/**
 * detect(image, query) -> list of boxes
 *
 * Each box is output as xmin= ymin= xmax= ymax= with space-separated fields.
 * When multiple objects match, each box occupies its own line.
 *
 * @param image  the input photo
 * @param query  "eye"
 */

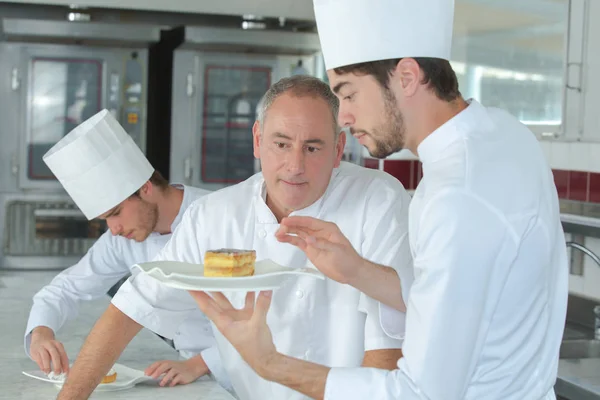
xmin=275 ymin=142 xmax=287 ymax=149
xmin=343 ymin=93 xmax=355 ymax=101
xmin=306 ymin=146 xmax=319 ymax=153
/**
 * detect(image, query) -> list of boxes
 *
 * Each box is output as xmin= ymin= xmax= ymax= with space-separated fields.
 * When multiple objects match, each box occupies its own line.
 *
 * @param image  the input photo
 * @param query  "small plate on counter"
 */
xmin=131 ymin=259 xmax=325 ymax=291
xmin=22 ymin=363 xmax=154 ymax=392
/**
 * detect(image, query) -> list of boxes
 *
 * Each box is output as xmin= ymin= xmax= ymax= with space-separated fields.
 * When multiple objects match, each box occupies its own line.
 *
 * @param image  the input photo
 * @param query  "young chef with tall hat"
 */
xmin=189 ymin=0 xmax=570 ymax=399
xmin=55 ymin=75 xmax=414 ymax=400
xmin=24 ymin=109 xmax=227 ymax=388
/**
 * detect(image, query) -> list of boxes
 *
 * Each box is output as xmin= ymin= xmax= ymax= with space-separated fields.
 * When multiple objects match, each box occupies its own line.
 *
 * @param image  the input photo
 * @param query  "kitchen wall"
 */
xmin=363 ymin=0 xmax=600 ymax=302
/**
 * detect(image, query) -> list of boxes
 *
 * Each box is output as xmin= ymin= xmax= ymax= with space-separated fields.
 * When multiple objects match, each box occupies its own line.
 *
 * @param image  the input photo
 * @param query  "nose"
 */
xmin=106 ymin=218 xmax=122 ymax=236
xmin=338 ymin=104 xmax=355 ymax=128
xmin=287 ymin=147 xmax=305 ymax=174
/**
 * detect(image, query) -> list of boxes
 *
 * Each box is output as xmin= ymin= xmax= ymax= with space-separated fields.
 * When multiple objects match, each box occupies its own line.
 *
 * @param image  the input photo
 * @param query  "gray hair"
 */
xmin=256 ymin=75 xmax=340 ymax=138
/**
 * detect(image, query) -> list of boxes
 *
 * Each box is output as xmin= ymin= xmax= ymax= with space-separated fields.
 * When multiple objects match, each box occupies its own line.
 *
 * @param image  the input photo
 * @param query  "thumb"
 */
xmin=253 ymin=291 xmax=273 ymax=324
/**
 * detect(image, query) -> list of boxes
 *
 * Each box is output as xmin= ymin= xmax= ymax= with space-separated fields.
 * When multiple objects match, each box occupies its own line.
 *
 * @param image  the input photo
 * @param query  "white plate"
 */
xmin=22 ymin=363 xmax=154 ymax=392
xmin=132 ymin=259 xmax=325 ymax=291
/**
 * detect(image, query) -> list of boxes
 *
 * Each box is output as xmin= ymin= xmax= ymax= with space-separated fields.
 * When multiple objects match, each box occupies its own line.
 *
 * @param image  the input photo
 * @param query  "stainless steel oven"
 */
xmin=169 ymin=26 xmax=324 ymax=191
xmin=0 ymin=18 xmax=161 ymax=269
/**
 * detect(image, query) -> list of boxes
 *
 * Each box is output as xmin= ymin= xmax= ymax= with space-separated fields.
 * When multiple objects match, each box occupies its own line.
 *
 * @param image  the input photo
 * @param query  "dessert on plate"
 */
xmin=203 ymin=249 xmax=256 ymax=277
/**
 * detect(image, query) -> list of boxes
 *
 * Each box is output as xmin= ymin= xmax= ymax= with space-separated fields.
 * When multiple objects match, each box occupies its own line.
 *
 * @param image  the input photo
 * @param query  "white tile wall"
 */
xmin=543 ymin=140 xmax=600 ymax=173
xmin=569 ymin=142 xmax=592 ymax=171
xmin=550 ymin=142 xmax=572 ymax=170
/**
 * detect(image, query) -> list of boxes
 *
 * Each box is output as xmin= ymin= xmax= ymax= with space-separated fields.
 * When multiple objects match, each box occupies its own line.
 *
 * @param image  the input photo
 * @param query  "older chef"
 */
xmin=190 ymin=0 xmax=570 ymax=399
xmin=24 ymin=109 xmax=223 ymax=388
xmin=55 ymin=75 xmax=414 ymax=400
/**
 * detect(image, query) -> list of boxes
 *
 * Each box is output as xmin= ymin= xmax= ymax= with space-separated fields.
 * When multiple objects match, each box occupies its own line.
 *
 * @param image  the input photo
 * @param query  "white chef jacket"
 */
xmin=24 ymin=185 xmax=217 ymax=362
xmin=111 ymin=161 xmax=414 ymax=400
xmin=324 ymin=100 xmax=569 ymax=400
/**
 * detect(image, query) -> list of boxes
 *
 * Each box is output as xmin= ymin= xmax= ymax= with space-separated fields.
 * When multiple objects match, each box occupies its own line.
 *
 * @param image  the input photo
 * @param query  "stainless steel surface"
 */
xmin=2 ymin=18 xmax=162 ymax=46
xmin=179 ymin=26 xmax=320 ymax=55
xmin=557 ymin=359 xmax=600 ymax=400
xmin=0 ymin=270 xmax=235 ymax=399
xmin=561 ymin=199 xmax=600 ymax=238
xmin=556 ymin=295 xmax=600 ymax=400
xmin=560 ymin=339 xmax=600 ymax=359
xmin=566 ymin=294 xmax=600 ymax=332
xmin=569 ymin=233 xmax=585 ymax=276
xmin=566 ymin=241 xmax=600 ymax=268
xmin=0 ymin=19 xmax=156 ymax=270
xmin=170 ymin=26 xmax=323 ymax=191
xmin=170 ymin=51 xmax=271 ymax=190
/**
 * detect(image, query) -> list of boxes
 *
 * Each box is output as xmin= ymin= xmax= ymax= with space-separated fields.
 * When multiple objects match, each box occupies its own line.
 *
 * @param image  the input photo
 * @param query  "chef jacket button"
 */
xmin=305 ymin=350 xmax=311 ymax=358
xmin=295 ymin=290 xmax=304 ymax=299
xmin=175 ymin=331 xmax=180 ymax=335
xmin=258 ymin=229 xmax=267 ymax=238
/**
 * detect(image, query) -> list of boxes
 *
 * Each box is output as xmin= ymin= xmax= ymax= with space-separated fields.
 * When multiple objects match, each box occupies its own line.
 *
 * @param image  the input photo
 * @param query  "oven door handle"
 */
xmin=33 ymin=209 xmax=86 ymax=218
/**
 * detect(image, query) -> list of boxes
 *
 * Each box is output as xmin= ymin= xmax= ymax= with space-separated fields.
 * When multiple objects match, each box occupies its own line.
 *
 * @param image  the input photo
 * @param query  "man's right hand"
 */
xmin=275 ymin=216 xmax=364 ymax=285
xmin=30 ymin=326 xmax=70 ymax=375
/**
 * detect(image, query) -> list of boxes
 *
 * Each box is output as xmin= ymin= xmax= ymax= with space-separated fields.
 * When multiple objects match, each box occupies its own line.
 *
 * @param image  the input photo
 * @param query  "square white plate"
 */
xmin=22 ymin=363 xmax=154 ymax=392
xmin=132 ymin=259 xmax=325 ymax=291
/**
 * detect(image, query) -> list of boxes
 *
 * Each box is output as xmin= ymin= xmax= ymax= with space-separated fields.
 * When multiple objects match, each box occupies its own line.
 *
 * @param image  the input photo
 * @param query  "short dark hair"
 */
xmin=334 ymin=57 xmax=461 ymax=102
xmin=130 ymin=170 xmax=169 ymax=198
xmin=148 ymin=170 xmax=169 ymax=190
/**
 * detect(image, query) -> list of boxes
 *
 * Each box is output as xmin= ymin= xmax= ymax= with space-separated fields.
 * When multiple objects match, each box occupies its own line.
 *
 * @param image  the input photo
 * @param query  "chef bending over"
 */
xmin=189 ymin=0 xmax=569 ymax=399
xmin=55 ymin=75 xmax=415 ymax=400
xmin=24 ymin=110 xmax=225 ymax=387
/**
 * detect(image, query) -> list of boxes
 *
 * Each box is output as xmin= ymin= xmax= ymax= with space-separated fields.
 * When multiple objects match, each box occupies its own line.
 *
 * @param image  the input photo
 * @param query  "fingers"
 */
xmin=57 ymin=342 xmax=70 ymax=374
xmin=244 ymin=291 xmax=256 ymax=311
xmin=31 ymin=350 xmax=48 ymax=374
xmin=189 ymin=291 xmax=222 ymax=320
xmin=210 ymin=292 xmax=234 ymax=310
xmin=280 ymin=216 xmax=337 ymax=235
xmin=38 ymin=348 xmax=51 ymax=374
xmin=46 ymin=344 xmax=63 ymax=375
xmin=169 ymin=374 xmax=183 ymax=387
xmin=150 ymin=361 xmax=173 ymax=380
xmin=188 ymin=291 xmax=234 ymax=332
xmin=144 ymin=361 xmax=159 ymax=376
xmin=253 ymin=291 xmax=273 ymax=325
xmin=275 ymin=233 xmax=308 ymax=251
xmin=160 ymin=368 xmax=178 ymax=387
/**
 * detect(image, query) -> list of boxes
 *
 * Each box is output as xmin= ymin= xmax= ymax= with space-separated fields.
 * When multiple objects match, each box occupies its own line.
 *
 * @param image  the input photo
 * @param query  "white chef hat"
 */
xmin=313 ymin=0 xmax=455 ymax=70
xmin=43 ymin=109 xmax=154 ymax=220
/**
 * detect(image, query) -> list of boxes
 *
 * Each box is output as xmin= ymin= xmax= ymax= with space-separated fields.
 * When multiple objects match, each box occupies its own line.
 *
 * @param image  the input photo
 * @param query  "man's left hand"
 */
xmin=188 ymin=291 xmax=278 ymax=377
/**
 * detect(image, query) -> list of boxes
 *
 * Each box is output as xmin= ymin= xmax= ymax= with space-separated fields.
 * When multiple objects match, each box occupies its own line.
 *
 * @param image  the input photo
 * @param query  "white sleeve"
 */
xmin=24 ymin=231 xmax=129 ymax=356
xmin=326 ymin=191 xmax=511 ymax=400
xmin=110 ymin=202 xmax=231 ymax=389
xmin=358 ymin=180 xmax=414 ymax=350
xmin=111 ymin=202 xmax=205 ymax=337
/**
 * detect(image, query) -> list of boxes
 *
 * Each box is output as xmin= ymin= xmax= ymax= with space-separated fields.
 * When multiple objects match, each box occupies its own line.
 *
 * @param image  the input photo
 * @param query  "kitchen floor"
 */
xmin=0 ymin=269 xmax=235 ymax=400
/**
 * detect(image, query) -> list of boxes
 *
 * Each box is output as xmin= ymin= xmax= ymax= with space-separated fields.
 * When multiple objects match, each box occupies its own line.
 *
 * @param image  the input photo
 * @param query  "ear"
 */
xmin=252 ymin=121 xmax=261 ymax=159
xmin=139 ymin=181 xmax=152 ymax=198
xmin=334 ymin=129 xmax=346 ymax=168
xmin=391 ymin=58 xmax=421 ymax=98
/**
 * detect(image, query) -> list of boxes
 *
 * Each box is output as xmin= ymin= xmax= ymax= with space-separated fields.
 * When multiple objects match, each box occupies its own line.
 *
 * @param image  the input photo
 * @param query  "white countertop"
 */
xmin=0 ymin=269 xmax=236 ymax=400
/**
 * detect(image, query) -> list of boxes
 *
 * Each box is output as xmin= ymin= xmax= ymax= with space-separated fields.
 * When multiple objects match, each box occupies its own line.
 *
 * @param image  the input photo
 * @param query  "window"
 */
xmin=452 ymin=0 xmax=569 ymax=133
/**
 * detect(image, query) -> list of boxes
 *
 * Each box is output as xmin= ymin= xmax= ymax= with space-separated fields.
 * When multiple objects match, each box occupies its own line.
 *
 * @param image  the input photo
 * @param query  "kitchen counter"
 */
xmin=561 ymin=199 xmax=600 ymax=238
xmin=557 ymin=359 xmax=600 ymax=400
xmin=4 ymin=270 xmax=600 ymax=400
xmin=0 ymin=270 xmax=235 ymax=400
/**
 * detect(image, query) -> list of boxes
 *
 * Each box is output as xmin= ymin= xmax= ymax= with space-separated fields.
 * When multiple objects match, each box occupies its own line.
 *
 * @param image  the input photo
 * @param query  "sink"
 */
xmin=560 ymin=339 xmax=600 ymax=359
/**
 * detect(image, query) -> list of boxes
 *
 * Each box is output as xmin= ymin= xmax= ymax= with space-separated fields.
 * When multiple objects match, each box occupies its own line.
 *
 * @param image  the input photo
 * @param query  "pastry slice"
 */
xmin=101 ymin=367 xmax=117 ymax=384
xmin=204 ymin=249 xmax=256 ymax=277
